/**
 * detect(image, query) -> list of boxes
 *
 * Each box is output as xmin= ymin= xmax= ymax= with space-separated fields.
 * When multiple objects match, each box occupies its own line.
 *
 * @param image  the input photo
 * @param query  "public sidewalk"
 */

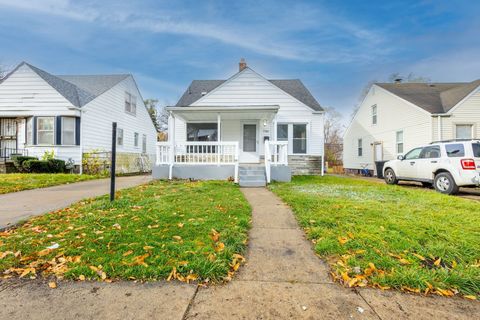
xmin=0 ymin=187 xmax=478 ymax=319
xmin=0 ymin=175 xmax=152 ymax=229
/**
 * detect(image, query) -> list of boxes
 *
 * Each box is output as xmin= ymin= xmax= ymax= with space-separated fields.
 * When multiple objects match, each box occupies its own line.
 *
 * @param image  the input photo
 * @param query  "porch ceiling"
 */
xmin=166 ymin=105 xmax=279 ymax=121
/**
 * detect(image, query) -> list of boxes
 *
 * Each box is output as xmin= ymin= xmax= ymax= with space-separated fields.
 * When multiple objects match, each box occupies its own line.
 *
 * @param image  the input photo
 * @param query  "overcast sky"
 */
xmin=1 ymin=0 xmax=479 ymax=124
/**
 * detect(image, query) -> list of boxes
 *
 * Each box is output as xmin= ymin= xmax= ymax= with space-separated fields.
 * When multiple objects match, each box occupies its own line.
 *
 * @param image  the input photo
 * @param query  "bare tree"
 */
xmin=323 ymin=107 xmax=344 ymax=165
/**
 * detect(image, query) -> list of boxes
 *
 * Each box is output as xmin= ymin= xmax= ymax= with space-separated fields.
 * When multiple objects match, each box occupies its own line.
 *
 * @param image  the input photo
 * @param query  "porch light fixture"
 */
xmin=263 ymin=119 xmax=267 ymax=127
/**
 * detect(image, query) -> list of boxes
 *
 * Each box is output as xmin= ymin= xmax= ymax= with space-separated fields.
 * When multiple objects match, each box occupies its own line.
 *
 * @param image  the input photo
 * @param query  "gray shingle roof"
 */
xmin=19 ymin=62 xmax=129 ymax=107
xmin=175 ymin=74 xmax=323 ymax=111
xmin=376 ymin=80 xmax=480 ymax=114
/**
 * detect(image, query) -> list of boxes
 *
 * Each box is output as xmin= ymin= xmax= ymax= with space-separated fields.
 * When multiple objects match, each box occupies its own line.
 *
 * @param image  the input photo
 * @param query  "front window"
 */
xmin=396 ymin=131 xmax=404 ymax=154
xmin=358 ymin=138 xmax=363 ymax=157
xmin=372 ymin=105 xmax=377 ymax=125
xmin=117 ymin=128 xmax=124 ymax=146
xmin=445 ymin=144 xmax=465 ymax=157
xmin=455 ymin=124 xmax=472 ymax=139
xmin=277 ymin=124 xmax=288 ymax=141
xmin=292 ymin=124 xmax=307 ymax=154
xmin=187 ymin=123 xmax=218 ymax=141
xmin=404 ymin=147 xmax=422 ymax=160
xmin=420 ymin=146 xmax=441 ymax=159
xmin=472 ymin=143 xmax=480 ymax=157
xmin=26 ymin=117 xmax=33 ymax=145
xmin=62 ymin=117 xmax=75 ymax=145
xmin=142 ymin=134 xmax=147 ymax=153
xmin=37 ymin=117 xmax=54 ymax=145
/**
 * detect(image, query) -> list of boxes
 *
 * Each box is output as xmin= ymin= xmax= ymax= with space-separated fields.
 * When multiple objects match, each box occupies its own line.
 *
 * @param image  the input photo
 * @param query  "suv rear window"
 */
xmin=472 ymin=143 xmax=480 ymax=157
xmin=445 ymin=144 xmax=465 ymax=157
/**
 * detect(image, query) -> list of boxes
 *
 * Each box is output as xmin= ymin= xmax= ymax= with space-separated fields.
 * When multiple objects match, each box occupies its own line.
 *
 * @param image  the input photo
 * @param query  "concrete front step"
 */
xmin=240 ymin=175 xmax=266 ymax=181
xmin=239 ymin=170 xmax=265 ymax=176
xmin=239 ymin=180 xmax=266 ymax=187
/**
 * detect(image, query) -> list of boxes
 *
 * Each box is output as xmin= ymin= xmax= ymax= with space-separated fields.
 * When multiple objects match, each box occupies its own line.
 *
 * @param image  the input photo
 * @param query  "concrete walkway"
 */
xmin=0 ymin=175 xmax=152 ymax=229
xmin=0 ymin=187 xmax=478 ymax=319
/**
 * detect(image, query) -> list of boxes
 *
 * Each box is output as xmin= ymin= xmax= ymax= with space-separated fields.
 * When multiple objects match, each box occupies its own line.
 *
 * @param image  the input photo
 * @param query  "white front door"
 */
xmin=240 ymin=122 xmax=259 ymax=163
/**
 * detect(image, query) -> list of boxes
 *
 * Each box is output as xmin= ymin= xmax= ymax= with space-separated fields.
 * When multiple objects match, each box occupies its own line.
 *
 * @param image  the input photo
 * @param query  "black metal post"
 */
xmin=110 ymin=122 xmax=117 ymax=202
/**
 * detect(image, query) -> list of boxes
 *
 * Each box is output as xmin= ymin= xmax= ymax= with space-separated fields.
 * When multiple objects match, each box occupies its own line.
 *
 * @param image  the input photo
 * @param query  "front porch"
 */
xmin=153 ymin=106 xmax=291 ymax=185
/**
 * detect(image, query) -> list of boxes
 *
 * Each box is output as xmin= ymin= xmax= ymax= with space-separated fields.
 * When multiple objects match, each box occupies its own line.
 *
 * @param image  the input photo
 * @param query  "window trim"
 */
xmin=371 ymin=105 xmax=377 ymax=125
xmin=36 ymin=116 xmax=55 ymax=146
xmin=61 ymin=117 xmax=76 ymax=146
xmin=396 ymin=130 xmax=404 ymax=154
xmin=134 ymin=132 xmax=139 ymax=148
xmin=454 ymin=123 xmax=474 ymax=140
xmin=357 ymin=138 xmax=363 ymax=157
xmin=276 ymin=122 xmax=309 ymax=155
xmin=117 ymin=128 xmax=124 ymax=146
xmin=186 ymin=122 xmax=218 ymax=142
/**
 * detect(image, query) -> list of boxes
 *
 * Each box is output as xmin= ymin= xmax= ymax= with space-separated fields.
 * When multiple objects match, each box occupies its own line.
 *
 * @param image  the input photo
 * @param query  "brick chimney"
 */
xmin=239 ymin=58 xmax=247 ymax=72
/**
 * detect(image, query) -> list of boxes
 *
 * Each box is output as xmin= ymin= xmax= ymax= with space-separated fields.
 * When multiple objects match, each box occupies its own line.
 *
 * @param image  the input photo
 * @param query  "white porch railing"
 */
xmin=156 ymin=141 xmax=239 ymax=182
xmin=264 ymin=140 xmax=288 ymax=183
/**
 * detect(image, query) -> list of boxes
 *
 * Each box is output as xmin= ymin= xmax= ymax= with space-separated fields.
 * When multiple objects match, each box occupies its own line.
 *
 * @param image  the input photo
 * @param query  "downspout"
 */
xmin=321 ymin=112 xmax=325 ymax=176
xmin=79 ymin=110 xmax=84 ymax=174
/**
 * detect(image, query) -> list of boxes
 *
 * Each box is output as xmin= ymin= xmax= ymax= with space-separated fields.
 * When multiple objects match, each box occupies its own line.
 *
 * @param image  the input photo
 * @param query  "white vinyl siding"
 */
xmin=62 ymin=117 xmax=75 ymax=145
xmin=188 ymin=68 xmax=323 ymax=156
xmin=37 ymin=117 xmax=55 ymax=145
xmin=81 ymin=76 xmax=157 ymax=156
xmin=396 ymin=130 xmax=404 ymax=154
xmin=343 ymin=85 xmax=432 ymax=170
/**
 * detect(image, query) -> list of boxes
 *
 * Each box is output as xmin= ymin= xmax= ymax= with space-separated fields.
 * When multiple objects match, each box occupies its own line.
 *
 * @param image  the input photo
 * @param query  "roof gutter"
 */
xmin=165 ymin=105 xmax=280 ymax=112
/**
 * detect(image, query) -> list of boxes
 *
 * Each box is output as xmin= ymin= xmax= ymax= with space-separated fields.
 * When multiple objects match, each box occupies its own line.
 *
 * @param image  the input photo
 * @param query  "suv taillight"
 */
xmin=461 ymin=159 xmax=476 ymax=170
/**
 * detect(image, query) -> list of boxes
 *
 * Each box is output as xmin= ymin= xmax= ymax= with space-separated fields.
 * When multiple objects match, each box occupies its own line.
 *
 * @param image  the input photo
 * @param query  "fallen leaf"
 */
xmin=172 ymin=236 xmax=182 ymax=241
xmin=79 ymin=275 xmax=86 ymax=281
xmin=177 ymin=223 xmax=184 ymax=228
xmin=48 ymin=282 xmax=57 ymax=289
xmin=215 ymin=242 xmax=225 ymax=252
xmin=338 ymin=236 xmax=349 ymax=245
xmin=464 ymin=295 xmax=477 ymax=300
xmin=210 ymin=229 xmax=220 ymax=242
xmin=434 ymin=258 xmax=442 ymax=266
xmin=122 ymin=250 xmax=133 ymax=257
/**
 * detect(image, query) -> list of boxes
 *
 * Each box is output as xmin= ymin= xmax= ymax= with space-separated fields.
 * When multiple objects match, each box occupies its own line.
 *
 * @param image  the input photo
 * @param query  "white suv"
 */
xmin=383 ymin=140 xmax=480 ymax=195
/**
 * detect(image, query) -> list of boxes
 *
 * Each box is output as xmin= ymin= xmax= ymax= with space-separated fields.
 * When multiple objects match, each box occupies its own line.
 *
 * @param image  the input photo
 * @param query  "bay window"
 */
xmin=37 ymin=117 xmax=54 ymax=145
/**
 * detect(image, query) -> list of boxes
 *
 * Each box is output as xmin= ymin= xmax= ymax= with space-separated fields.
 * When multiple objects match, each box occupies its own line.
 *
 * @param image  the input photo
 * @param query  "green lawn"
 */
xmin=0 ymin=180 xmax=250 ymax=283
xmin=0 ymin=173 xmax=100 ymax=194
xmin=269 ymin=175 xmax=479 ymax=299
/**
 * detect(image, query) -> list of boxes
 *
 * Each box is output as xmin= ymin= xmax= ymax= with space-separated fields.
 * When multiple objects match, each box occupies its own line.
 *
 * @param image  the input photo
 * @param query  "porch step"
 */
xmin=239 ymin=165 xmax=266 ymax=188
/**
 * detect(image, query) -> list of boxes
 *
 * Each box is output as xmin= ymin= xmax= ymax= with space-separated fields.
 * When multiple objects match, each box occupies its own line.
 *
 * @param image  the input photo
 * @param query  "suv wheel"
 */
xmin=384 ymin=168 xmax=398 ymax=185
xmin=434 ymin=172 xmax=459 ymax=195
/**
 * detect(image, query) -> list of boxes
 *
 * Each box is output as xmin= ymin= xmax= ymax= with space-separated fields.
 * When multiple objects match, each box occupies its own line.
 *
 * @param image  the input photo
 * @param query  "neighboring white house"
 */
xmin=0 ymin=62 xmax=157 ymax=173
xmin=153 ymin=59 xmax=325 ymax=186
xmin=343 ymin=79 xmax=480 ymax=174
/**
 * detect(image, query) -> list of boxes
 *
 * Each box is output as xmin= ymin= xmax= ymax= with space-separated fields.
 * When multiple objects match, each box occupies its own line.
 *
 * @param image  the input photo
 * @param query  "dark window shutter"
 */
xmin=75 ymin=117 xmax=81 ymax=146
xmin=33 ymin=116 xmax=37 ymax=145
xmin=56 ymin=116 xmax=62 ymax=145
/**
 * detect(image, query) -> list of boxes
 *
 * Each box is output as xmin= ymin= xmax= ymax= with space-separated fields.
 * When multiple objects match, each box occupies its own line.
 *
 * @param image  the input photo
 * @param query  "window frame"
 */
xmin=61 ymin=117 xmax=76 ymax=146
xmin=36 ymin=117 xmax=55 ymax=145
xmin=125 ymin=92 xmax=137 ymax=116
xmin=26 ymin=117 xmax=33 ymax=145
xmin=186 ymin=122 xmax=218 ymax=142
xmin=396 ymin=130 xmax=404 ymax=154
xmin=357 ymin=138 xmax=363 ymax=157
xmin=276 ymin=122 xmax=308 ymax=155
xmin=134 ymin=132 xmax=139 ymax=148
xmin=117 ymin=128 xmax=124 ymax=146
xmin=371 ymin=105 xmax=377 ymax=125
xmin=142 ymin=134 xmax=147 ymax=154
xmin=455 ymin=124 xmax=473 ymax=140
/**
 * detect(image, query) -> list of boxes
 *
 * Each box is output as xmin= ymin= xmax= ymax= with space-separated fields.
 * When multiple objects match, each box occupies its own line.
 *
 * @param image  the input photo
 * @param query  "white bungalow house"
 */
xmin=343 ymin=79 xmax=480 ymax=175
xmin=0 ymin=62 xmax=157 ymax=173
xmin=153 ymin=59 xmax=325 ymax=186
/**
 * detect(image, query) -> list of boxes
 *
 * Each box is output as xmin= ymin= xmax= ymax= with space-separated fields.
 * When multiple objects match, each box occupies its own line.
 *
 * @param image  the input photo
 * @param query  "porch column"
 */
xmin=217 ymin=113 xmax=221 ymax=141
xmin=272 ymin=115 xmax=277 ymax=141
xmin=168 ymin=112 xmax=175 ymax=179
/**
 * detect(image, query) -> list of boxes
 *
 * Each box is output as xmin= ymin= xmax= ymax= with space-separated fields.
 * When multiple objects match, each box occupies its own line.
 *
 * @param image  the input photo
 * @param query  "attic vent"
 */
xmin=201 ymin=91 xmax=207 ymax=96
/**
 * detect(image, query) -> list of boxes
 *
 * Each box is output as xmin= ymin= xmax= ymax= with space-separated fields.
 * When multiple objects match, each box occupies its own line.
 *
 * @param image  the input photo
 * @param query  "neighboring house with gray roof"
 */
xmin=154 ymin=59 xmax=325 ymax=186
xmin=0 ymin=62 xmax=157 ymax=173
xmin=343 ymin=80 xmax=480 ymax=174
